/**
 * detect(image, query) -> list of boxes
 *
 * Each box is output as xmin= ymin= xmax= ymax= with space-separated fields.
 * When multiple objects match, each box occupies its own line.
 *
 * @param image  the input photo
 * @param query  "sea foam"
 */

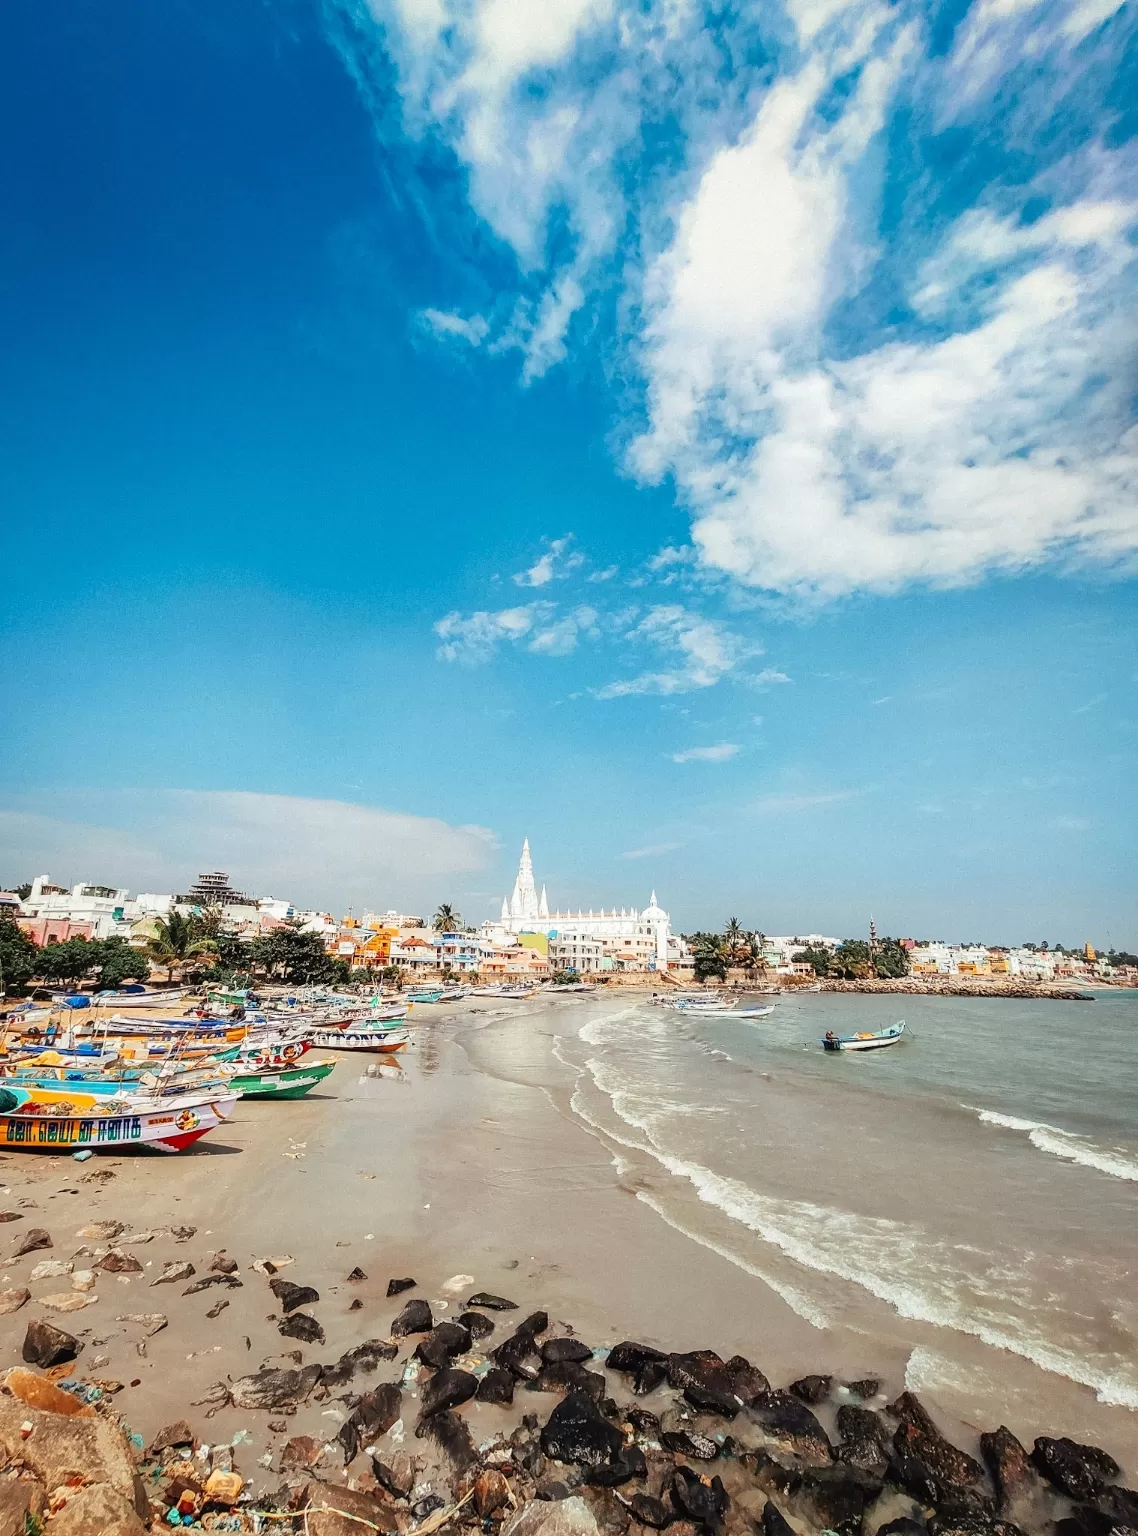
xmin=972 ymin=1108 xmax=1138 ymax=1182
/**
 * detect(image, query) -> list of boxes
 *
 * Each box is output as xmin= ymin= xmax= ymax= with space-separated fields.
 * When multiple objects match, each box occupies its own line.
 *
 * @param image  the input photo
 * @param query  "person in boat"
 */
xmin=825 ymin=1030 xmax=837 ymax=1042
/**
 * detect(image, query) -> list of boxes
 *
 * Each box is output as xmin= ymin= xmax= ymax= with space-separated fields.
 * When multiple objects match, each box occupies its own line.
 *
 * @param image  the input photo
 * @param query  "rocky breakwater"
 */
xmin=4 ymin=1276 xmax=1136 ymax=1536
xmin=818 ymin=980 xmax=1095 ymax=1002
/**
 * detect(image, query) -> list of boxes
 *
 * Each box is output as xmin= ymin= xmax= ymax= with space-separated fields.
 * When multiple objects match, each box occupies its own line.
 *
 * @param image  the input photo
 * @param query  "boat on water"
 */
xmin=822 ymin=1021 xmax=906 ymax=1052
xmin=674 ymin=1004 xmax=775 ymax=1018
xmin=0 ymin=1081 xmax=238 ymax=1153
xmin=306 ymin=1025 xmax=411 ymax=1053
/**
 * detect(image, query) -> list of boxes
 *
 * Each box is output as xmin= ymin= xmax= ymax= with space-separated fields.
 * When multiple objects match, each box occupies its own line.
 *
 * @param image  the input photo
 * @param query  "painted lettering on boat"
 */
xmin=1 ymin=1115 xmax=144 ymax=1146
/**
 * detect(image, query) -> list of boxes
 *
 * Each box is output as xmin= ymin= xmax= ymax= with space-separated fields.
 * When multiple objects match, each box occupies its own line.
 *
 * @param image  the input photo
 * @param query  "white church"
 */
xmin=482 ymin=839 xmax=674 ymax=971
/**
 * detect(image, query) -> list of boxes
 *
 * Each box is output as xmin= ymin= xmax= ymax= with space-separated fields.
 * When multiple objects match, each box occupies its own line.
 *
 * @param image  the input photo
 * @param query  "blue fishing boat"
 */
xmin=822 ymin=1021 xmax=906 ymax=1052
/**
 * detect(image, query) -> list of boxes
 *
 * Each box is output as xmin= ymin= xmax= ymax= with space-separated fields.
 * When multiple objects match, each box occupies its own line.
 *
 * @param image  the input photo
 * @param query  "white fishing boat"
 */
xmin=306 ymin=1025 xmax=411 ymax=1053
xmin=667 ymin=1002 xmax=775 ymax=1018
xmin=822 ymin=1021 xmax=906 ymax=1052
xmin=93 ymin=988 xmax=184 ymax=1009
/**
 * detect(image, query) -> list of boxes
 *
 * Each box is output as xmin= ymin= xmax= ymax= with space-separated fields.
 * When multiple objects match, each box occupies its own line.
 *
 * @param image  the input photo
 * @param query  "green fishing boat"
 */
xmin=229 ymin=1060 xmax=336 ymax=1099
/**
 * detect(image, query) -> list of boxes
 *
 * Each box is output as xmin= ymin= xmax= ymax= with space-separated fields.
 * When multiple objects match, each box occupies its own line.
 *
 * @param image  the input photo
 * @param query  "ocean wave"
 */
xmin=971 ymin=1107 xmax=1138 ymax=1182
xmin=579 ymin=1055 xmax=1138 ymax=1409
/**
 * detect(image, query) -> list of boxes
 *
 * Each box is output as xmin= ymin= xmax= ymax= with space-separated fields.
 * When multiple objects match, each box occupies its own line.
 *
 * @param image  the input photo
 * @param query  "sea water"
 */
xmin=554 ymin=989 xmax=1138 ymax=1414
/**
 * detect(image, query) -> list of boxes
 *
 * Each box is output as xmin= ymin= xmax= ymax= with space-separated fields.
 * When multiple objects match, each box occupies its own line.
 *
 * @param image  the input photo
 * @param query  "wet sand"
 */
xmin=0 ymin=995 xmax=1133 ymax=1481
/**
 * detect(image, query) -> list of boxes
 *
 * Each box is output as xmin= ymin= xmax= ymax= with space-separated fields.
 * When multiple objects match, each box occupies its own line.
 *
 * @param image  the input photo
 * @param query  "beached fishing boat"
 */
xmin=822 ymin=1021 xmax=906 ymax=1052
xmin=306 ymin=1026 xmax=411 ymax=1053
xmin=92 ymin=988 xmax=184 ymax=1009
xmin=0 ymin=1082 xmax=238 ymax=1153
xmin=228 ymin=1060 xmax=336 ymax=1098
xmin=405 ymin=988 xmax=443 ymax=1003
xmin=667 ymin=997 xmax=737 ymax=1012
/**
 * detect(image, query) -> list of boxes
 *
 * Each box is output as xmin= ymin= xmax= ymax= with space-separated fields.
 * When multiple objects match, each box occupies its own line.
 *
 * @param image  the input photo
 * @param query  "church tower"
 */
xmin=508 ymin=838 xmax=540 ymax=923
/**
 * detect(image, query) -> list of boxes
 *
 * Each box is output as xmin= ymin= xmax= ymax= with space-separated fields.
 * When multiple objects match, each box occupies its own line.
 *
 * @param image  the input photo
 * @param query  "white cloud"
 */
xmin=435 ymin=602 xmax=555 ymax=662
xmin=0 ymin=792 xmax=496 ymax=913
xmin=513 ymin=536 xmax=585 ymax=587
xmin=752 ymin=789 xmax=860 ymax=812
xmin=434 ymin=599 xmax=598 ymax=661
xmin=622 ymin=840 xmax=685 ymax=859
xmin=671 ymin=742 xmax=740 ymax=762
xmin=748 ymin=668 xmax=792 ymax=688
xmin=596 ymin=604 xmax=756 ymax=696
xmin=419 ymin=307 xmax=490 ymax=346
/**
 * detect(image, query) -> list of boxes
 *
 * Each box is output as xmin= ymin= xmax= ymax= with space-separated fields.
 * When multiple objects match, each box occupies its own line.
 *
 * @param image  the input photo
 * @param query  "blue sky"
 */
xmin=1 ymin=0 xmax=1135 ymax=943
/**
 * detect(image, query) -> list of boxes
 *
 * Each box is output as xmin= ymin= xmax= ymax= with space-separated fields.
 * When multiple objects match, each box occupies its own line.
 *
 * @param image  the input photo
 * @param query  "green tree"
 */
xmin=37 ymin=936 xmax=99 ymax=987
xmin=433 ymin=903 xmax=462 ymax=933
xmin=13 ymin=884 xmax=32 ymax=901
xmin=0 ymin=918 xmax=38 ymax=994
xmin=250 ymin=922 xmax=342 ymax=984
xmin=793 ymin=945 xmax=832 ymax=977
xmin=145 ymin=911 xmax=216 ymax=982
xmin=690 ymin=932 xmax=728 ymax=983
xmin=830 ymin=940 xmax=874 ymax=979
xmin=95 ymin=939 xmax=151 ymax=991
xmin=873 ymin=937 xmax=911 ymax=978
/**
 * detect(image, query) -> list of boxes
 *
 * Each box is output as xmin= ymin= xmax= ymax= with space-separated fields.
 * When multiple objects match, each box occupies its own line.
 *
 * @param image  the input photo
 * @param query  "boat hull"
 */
xmin=306 ymin=1027 xmax=410 ymax=1053
xmin=0 ymin=1092 xmax=238 ymax=1154
xmin=822 ymin=1023 xmax=906 ymax=1051
xmin=230 ymin=1062 xmax=336 ymax=1098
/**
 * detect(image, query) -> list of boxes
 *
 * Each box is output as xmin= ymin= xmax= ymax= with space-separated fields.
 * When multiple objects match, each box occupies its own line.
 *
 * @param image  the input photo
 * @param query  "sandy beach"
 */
xmin=0 ymin=993 xmax=1134 ymax=1489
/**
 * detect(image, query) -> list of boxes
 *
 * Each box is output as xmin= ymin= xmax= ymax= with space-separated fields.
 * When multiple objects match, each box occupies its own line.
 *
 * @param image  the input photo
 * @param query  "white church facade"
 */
xmin=483 ymin=839 xmax=675 ymax=971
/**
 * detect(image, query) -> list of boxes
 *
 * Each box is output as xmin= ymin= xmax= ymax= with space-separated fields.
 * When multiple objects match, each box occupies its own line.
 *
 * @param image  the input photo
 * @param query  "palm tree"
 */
xmin=144 ymin=911 xmax=216 ymax=984
xmin=433 ymin=903 xmax=462 ymax=933
xmin=723 ymin=917 xmax=752 ymax=970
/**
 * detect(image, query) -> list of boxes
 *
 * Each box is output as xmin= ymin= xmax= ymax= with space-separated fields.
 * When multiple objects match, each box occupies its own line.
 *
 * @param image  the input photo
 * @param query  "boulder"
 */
xmin=419 ymin=1409 xmax=478 ymax=1472
xmin=338 ymin=1382 xmax=403 ymax=1461
xmin=476 ymin=1469 xmax=514 ymax=1517
xmin=505 ymin=1497 xmax=602 ymax=1536
xmin=725 ymin=1357 xmax=770 ymax=1403
xmin=75 ymin=1221 xmax=123 ymax=1240
xmin=530 ymin=1363 xmax=607 ymax=1401
xmin=372 ymin=1451 xmax=415 ymax=1499
xmin=29 ymin=1259 xmax=72 ymax=1281
xmin=39 ymin=1292 xmax=94 ymax=1314
xmin=670 ymin=1466 xmax=728 ymax=1528
xmin=346 ymin=1265 xmax=367 ymax=1282
xmin=787 ymin=1470 xmax=870 ymax=1535
xmin=229 ymin=1365 xmax=322 ymax=1409
xmin=13 ymin=1227 xmax=52 ymax=1258
xmin=836 ymin=1405 xmax=891 ymax=1477
xmin=97 ymin=1250 xmax=143 ymax=1275
xmin=386 ymin=1277 xmax=416 ymax=1296
xmin=545 ymin=1338 xmax=595 ymax=1364
xmin=581 ymin=1485 xmax=632 ymax=1536
xmin=846 ymin=1379 xmax=881 ymax=1400
xmin=789 ymin=1376 xmax=832 ymax=1405
xmin=270 ymin=1278 xmax=320 ymax=1313
xmin=522 ymin=1311 xmax=551 ymax=1335
xmin=605 ymin=1342 xmax=667 ymax=1378
xmin=150 ymin=1261 xmax=195 ymax=1286
xmin=391 ymin=1297 xmax=434 ymax=1336
xmin=541 ymin=1390 xmax=625 ymax=1469
xmin=585 ymin=1447 xmax=648 ymax=1488
xmin=667 ymin=1352 xmax=734 ymax=1398
xmin=303 ymin=1481 xmax=400 ymax=1536
xmin=459 ymin=1309 xmax=495 ymax=1340
xmin=208 ymin=1251 xmax=238 ymax=1274
xmin=761 ymin=1503 xmax=796 ymax=1536
xmin=749 ymin=1391 xmax=833 ymax=1467
xmin=635 ymin=1360 xmax=669 ymax=1396
xmin=0 ymin=1476 xmax=47 ymax=1536
xmin=415 ymin=1321 xmax=473 ymax=1368
xmin=4 ymin=1369 xmax=92 ymax=1418
xmin=0 ymin=1391 xmax=147 ymax=1520
xmin=624 ymin=1407 xmax=661 ymax=1440
xmin=280 ymin=1435 xmax=324 ymax=1470
xmin=469 ymin=1291 xmax=520 ymax=1311
xmin=0 ymin=1287 xmax=30 ymax=1315
xmin=22 ymin=1318 xmax=80 ymax=1367
xmin=890 ymin=1396 xmax=983 ymax=1496
xmin=661 ymin=1431 xmax=720 ymax=1462
xmin=629 ymin=1493 xmax=674 ymax=1528
xmin=980 ymin=1427 xmax=1048 ymax=1527
xmin=683 ymin=1384 xmax=739 ymax=1419
xmin=279 ymin=1311 xmax=325 ymax=1345
xmin=497 ymin=1328 xmax=545 ymax=1380
xmin=47 ymin=1482 xmax=147 ymax=1536
xmin=419 ymin=1367 xmax=478 ymax=1417
xmin=150 ymin=1421 xmax=196 ymax=1454
xmin=478 ymin=1367 xmax=517 ymax=1406
xmin=1031 ymin=1438 xmax=1121 ymax=1502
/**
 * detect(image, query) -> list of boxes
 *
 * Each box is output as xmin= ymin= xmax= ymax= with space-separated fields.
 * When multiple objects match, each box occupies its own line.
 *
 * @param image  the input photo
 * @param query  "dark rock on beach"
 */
xmin=478 ymin=1366 xmax=517 ymax=1406
xmin=683 ymin=1383 xmax=739 ymax=1419
xmin=624 ymin=1407 xmax=662 ymax=1440
xmin=749 ymin=1391 xmax=833 ymax=1466
xmin=279 ymin=1310 xmax=325 ymax=1345
xmin=497 ymin=1327 xmax=545 ymax=1380
xmin=787 ymin=1469 xmax=871 ymax=1535
xmin=459 ymin=1309 xmax=496 ymax=1340
xmin=981 ymin=1427 xmax=1049 ymax=1527
xmin=529 ymin=1361 xmax=607 ymax=1400
xmin=605 ymin=1341 xmax=668 ymax=1377
xmin=270 ymin=1278 xmax=320 ymax=1313
xmin=890 ymin=1394 xmax=983 ymax=1495
xmin=586 ymin=1446 xmax=648 ymax=1488
xmin=670 ymin=1465 xmax=728 ymax=1529
xmin=386 ymin=1277 xmax=416 ymax=1296
xmin=761 ymin=1501 xmax=796 ymax=1536
xmin=419 ymin=1409 xmax=478 ymax=1473
xmin=230 ymin=1365 xmax=322 ymax=1410
xmin=13 ymin=1227 xmax=52 ymax=1257
xmin=846 ymin=1378 xmax=881 ymax=1399
xmin=415 ymin=1321 xmax=473 ymax=1367
xmin=667 ymin=1351 xmax=734 ymax=1399
xmin=790 ymin=1375 xmax=832 ymax=1405
xmin=836 ymin=1405 xmax=891 ymax=1476
xmin=545 ymin=1337 xmax=595 ymax=1364
xmin=468 ymin=1291 xmax=519 ymax=1310
xmin=22 ymin=1318 xmax=80 ymax=1368
xmin=541 ymin=1390 xmax=625 ymax=1468
xmin=725 ymin=1356 xmax=770 ymax=1403
xmin=661 ymin=1431 xmax=720 ymax=1462
xmin=1030 ymin=1438 xmax=1121 ymax=1502
xmin=390 ymin=1297 xmax=433 ymax=1335
xmin=339 ymin=1382 xmax=403 ymax=1461
xmin=419 ymin=1367 xmax=478 ymax=1417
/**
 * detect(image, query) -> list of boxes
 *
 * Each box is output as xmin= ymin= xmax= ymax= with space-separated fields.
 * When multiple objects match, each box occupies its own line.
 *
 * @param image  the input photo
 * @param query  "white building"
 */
xmin=485 ymin=839 xmax=673 ymax=970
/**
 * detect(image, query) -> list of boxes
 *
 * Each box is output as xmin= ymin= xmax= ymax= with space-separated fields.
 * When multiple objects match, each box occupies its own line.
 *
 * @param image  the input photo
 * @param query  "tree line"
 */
xmin=681 ymin=920 xmax=911 ymax=983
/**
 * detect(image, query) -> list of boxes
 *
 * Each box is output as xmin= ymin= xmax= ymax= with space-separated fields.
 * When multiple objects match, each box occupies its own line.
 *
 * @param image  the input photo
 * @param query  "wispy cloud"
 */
xmin=418 ymin=308 xmax=490 ymax=347
xmin=596 ymin=605 xmax=757 ymax=697
xmin=434 ymin=601 xmax=598 ymax=662
xmin=752 ymin=789 xmax=861 ymax=813
xmin=513 ymin=536 xmax=585 ymax=588
xmin=622 ymin=840 xmax=685 ymax=859
xmin=671 ymin=743 xmax=740 ymax=763
xmin=0 ymin=791 xmax=496 ymax=912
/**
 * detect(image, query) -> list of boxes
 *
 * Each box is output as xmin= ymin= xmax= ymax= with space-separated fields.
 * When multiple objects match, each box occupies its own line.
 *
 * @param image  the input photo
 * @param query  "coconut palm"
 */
xmin=433 ymin=903 xmax=462 ymax=933
xmin=144 ymin=911 xmax=216 ymax=983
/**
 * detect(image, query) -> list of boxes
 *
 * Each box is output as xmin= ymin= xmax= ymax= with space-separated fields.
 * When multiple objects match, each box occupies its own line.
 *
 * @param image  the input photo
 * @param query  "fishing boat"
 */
xmin=436 ymin=986 xmax=466 ymax=1001
xmin=228 ymin=1060 xmax=336 ymax=1098
xmin=92 ymin=988 xmax=185 ymax=1009
xmin=821 ymin=1021 xmax=906 ymax=1052
xmin=405 ymin=988 xmax=443 ymax=1003
xmin=667 ymin=996 xmax=737 ymax=1012
xmin=686 ymin=1004 xmax=775 ymax=1018
xmin=0 ymin=1082 xmax=238 ymax=1153
xmin=306 ymin=1025 xmax=411 ymax=1053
